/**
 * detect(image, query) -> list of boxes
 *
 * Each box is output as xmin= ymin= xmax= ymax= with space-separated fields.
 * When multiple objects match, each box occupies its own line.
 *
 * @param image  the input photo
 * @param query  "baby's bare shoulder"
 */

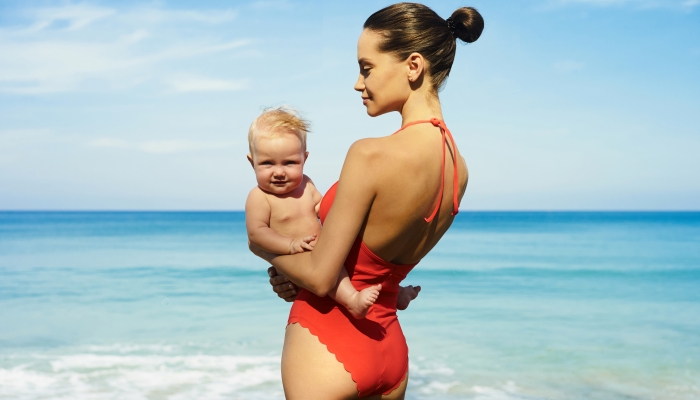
xmin=245 ymin=186 xmax=270 ymax=210
xmin=246 ymin=186 xmax=267 ymax=201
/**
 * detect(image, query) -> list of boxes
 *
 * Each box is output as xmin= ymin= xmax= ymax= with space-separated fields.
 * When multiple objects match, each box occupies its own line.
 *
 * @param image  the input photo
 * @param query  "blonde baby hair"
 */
xmin=248 ymin=106 xmax=310 ymax=155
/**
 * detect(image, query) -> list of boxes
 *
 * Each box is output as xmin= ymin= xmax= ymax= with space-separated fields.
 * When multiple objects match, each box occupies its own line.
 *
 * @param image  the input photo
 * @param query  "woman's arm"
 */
xmin=251 ymin=140 xmax=379 ymax=297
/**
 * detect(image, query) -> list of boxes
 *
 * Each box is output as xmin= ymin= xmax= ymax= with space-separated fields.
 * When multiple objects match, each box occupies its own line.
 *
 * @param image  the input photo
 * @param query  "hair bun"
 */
xmin=449 ymin=7 xmax=484 ymax=43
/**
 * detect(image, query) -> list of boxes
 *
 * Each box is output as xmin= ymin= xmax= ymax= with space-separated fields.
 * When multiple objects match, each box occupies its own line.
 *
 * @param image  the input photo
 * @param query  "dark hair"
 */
xmin=363 ymin=2 xmax=484 ymax=91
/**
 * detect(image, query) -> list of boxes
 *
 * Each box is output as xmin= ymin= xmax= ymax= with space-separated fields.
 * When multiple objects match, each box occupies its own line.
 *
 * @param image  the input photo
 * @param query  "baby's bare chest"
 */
xmin=267 ymin=193 xmax=320 ymax=237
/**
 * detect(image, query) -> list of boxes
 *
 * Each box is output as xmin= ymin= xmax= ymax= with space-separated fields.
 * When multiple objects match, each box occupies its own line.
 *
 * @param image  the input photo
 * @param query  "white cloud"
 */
xmin=87 ymin=138 xmax=129 ymax=149
xmin=87 ymin=137 xmax=235 ymax=154
xmin=0 ymin=128 xmax=56 ymax=149
xmin=168 ymin=76 xmax=248 ymax=93
xmin=121 ymin=7 xmax=238 ymax=25
xmin=137 ymin=140 xmax=236 ymax=154
xmin=119 ymin=29 xmax=151 ymax=44
xmin=552 ymin=0 xmax=699 ymax=8
xmin=0 ymin=4 xmax=248 ymax=94
xmin=554 ymin=60 xmax=585 ymax=72
xmin=23 ymin=4 xmax=115 ymax=33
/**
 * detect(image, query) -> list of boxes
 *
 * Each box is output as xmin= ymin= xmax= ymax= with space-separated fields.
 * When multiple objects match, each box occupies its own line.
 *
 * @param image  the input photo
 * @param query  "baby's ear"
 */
xmin=247 ymin=154 xmax=254 ymax=168
xmin=304 ymin=151 xmax=309 ymax=161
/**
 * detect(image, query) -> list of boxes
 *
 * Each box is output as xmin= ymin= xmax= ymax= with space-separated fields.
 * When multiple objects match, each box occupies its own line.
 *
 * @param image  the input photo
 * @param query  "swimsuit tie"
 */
xmin=396 ymin=119 xmax=460 ymax=222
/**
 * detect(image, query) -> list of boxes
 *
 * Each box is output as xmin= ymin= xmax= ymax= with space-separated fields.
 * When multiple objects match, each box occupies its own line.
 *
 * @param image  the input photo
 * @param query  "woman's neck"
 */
xmin=400 ymin=89 xmax=443 ymax=126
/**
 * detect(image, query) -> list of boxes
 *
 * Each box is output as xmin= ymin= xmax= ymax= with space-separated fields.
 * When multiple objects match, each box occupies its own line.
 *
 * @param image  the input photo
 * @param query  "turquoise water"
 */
xmin=1 ymin=212 xmax=699 ymax=399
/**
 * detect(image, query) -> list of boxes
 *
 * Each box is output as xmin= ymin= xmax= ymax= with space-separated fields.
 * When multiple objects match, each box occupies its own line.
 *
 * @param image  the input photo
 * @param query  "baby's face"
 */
xmin=249 ymin=134 xmax=307 ymax=195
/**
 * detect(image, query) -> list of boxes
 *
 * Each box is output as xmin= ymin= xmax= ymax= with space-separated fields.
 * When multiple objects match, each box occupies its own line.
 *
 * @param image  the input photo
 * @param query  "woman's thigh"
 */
xmin=380 ymin=373 xmax=408 ymax=400
xmin=282 ymin=323 xmax=359 ymax=400
xmin=281 ymin=323 xmax=410 ymax=400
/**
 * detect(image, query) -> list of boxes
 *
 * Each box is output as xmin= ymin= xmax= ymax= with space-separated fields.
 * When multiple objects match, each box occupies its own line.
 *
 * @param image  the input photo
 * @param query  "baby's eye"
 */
xmin=260 ymin=161 xmax=273 ymax=165
xmin=284 ymin=161 xmax=298 ymax=165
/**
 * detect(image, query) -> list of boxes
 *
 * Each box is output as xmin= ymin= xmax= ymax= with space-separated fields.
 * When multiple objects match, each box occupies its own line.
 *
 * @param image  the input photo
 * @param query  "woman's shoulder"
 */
xmin=346 ymin=132 xmax=408 ymax=160
xmin=345 ymin=137 xmax=387 ymax=163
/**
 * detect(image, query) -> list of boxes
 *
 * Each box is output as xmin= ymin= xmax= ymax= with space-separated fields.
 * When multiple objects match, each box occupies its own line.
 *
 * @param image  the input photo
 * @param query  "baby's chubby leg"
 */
xmin=327 ymin=268 xmax=381 ymax=319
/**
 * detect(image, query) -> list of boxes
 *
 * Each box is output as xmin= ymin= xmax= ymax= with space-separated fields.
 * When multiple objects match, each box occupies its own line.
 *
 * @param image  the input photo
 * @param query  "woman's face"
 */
xmin=354 ymin=29 xmax=412 ymax=117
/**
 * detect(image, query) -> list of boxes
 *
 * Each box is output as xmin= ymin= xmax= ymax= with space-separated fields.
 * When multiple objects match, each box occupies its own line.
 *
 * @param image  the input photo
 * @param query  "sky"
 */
xmin=0 ymin=0 xmax=698 ymax=210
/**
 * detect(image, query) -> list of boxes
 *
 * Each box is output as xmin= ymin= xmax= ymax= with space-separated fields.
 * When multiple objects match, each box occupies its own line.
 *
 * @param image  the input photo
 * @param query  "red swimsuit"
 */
xmin=287 ymin=119 xmax=459 ymax=397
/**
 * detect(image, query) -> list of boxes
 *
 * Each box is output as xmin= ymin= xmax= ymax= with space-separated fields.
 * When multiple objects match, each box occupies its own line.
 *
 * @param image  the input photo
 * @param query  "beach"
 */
xmin=1 ymin=211 xmax=698 ymax=399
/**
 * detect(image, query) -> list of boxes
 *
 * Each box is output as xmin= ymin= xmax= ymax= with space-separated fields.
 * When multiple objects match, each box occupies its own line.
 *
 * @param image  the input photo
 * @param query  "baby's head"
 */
xmin=247 ymin=107 xmax=310 ymax=195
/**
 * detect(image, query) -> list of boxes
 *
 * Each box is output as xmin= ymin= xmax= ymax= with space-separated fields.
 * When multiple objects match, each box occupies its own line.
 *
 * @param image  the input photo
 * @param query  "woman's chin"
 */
xmin=365 ymin=107 xmax=387 ymax=118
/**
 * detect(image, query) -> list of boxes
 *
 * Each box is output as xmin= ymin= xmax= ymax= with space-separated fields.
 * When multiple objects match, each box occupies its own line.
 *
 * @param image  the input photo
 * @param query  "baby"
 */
xmin=245 ymin=107 xmax=382 ymax=319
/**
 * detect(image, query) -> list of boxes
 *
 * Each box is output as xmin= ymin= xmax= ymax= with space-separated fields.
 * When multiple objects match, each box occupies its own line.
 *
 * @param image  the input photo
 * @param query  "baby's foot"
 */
xmin=396 ymin=285 xmax=421 ymax=310
xmin=346 ymin=284 xmax=382 ymax=319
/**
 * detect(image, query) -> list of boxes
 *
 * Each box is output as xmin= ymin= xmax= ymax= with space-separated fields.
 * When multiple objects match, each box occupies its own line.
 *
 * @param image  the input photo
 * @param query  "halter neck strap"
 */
xmin=395 ymin=118 xmax=460 ymax=222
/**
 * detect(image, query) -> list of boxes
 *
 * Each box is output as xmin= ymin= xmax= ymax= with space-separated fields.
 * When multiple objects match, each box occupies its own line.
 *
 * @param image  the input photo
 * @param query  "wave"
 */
xmin=0 ymin=346 xmax=282 ymax=400
xmin=0 ymin=344 xmax=540 ymax=400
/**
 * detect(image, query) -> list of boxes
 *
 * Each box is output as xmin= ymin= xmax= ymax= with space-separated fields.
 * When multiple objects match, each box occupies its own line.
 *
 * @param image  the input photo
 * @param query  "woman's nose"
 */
xmin=354 ymin=74 xmax=364 ymax=92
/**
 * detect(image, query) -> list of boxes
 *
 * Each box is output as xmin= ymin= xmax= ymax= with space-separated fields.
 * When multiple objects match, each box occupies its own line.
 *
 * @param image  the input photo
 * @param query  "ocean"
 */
xmin=0 ymin=211 xmax=698 ymax=399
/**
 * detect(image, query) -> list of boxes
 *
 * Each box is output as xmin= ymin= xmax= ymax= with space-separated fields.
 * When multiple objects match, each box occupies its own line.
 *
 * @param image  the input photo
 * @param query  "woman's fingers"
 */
xmin=267 ymin=266 xmax=277 ymax=278
xmin=270 ymin=276 xmax=290 ymax=286
xmin=277 ymin=289 xmax=298 ymax=302
xmin=272 ymin=281 xmax=295 ymax=293
xmin=268 ymin=266 xmax=297 ymax=301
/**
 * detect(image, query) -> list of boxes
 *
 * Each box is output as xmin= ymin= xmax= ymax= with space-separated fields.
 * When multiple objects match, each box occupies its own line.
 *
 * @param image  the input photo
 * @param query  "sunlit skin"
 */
xmin=253 ymin=29 xmax=469 ymax=399
xmin=355 ymin=29 xmax=443 ymax=123
xmin=248 ymin=135 xmax=308 ymax=196
xmin=245 ymin=133 xmax=383 ymax=319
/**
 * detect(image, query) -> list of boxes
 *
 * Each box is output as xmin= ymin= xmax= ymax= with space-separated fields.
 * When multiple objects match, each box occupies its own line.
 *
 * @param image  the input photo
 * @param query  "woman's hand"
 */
xmin=268 ymin=266 xmax=298 ymax=302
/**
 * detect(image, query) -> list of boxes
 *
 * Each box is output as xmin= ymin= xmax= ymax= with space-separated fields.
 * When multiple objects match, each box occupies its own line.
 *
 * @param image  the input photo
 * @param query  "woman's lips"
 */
xmin=362 ymin=98 xmax=370 ymax=105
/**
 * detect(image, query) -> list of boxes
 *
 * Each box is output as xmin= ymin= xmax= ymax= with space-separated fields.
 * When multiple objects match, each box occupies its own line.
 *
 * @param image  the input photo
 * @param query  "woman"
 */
xmin=252 ymin=3 xmax=484 ymax=399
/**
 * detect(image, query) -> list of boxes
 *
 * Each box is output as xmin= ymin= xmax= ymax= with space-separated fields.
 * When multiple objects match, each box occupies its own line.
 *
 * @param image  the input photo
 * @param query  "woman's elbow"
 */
xmin=306 ymin=279 xmax=334 ymax=297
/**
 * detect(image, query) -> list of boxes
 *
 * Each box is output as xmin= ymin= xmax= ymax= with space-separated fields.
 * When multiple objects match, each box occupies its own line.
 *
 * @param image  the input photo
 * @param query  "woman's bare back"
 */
xmin=359 ymin=121 xmax=468 ymax=265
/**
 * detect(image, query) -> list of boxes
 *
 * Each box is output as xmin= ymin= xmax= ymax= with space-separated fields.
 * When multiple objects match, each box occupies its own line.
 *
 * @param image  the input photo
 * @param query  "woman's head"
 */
xmin=355 ymin=3 xmax=483 ymax=116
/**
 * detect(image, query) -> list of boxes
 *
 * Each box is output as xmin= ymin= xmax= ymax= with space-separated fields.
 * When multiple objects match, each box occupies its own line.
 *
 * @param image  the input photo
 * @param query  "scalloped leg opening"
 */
xmin=381 ymin=365 xmax=408 ymax=399
xmin=282 ymin=319 xmax=360 ymax=399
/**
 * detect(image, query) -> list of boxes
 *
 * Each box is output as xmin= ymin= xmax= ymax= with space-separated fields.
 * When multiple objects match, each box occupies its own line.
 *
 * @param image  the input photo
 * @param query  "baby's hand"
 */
xmin=289 ymin=234 xmax=317 ymax=254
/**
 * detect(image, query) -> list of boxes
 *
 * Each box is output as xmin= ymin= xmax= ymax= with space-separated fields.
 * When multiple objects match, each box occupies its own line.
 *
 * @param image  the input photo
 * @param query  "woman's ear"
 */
xmin=406 ymin=52 xmax=425 ymax=83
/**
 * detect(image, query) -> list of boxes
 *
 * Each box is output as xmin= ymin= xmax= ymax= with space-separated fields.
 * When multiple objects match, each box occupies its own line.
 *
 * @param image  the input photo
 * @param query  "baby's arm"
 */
xmin=312 ymin=185 xmax=322 ymax=217
xmin=245 ymin=188 xmax=315 ymax=255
